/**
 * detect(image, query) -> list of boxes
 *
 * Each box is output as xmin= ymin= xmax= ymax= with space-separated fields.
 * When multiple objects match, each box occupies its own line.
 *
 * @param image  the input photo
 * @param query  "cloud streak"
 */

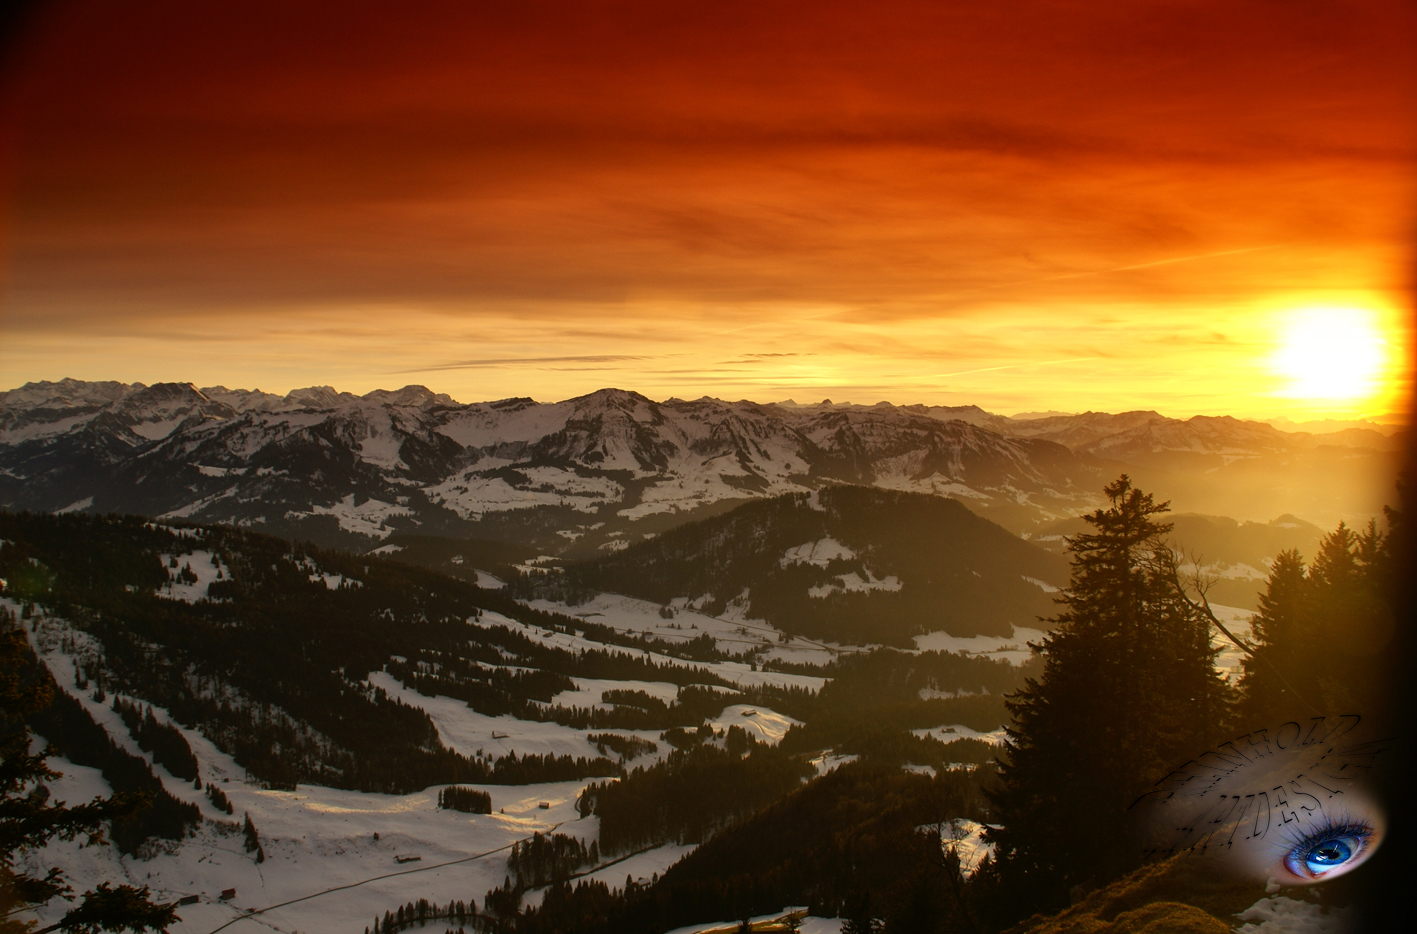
xmin=1 ymin=0 xmax=1411 ymax=419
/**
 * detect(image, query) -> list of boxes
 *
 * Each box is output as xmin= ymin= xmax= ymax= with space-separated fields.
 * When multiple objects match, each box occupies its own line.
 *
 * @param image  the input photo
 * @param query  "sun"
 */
xmin=1270 ymin=306 xmax=1391 ymax=403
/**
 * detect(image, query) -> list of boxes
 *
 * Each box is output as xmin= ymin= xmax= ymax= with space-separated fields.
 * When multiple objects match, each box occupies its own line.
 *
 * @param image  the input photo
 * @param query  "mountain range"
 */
xmin=0 ymin=378 xmax=1401 ymax=556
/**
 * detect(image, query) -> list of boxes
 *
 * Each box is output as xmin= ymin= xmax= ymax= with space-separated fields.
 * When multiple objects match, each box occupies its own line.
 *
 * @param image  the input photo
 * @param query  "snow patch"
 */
xmin=779 ymin=538 xmax=856 ymax=568
xmin=931 ymin=481 xmax=991 ymax=500
xmin=367 ymin=671 xmax=603 ymax=762
xmin=808 ymin=570 xmax=902 ymax=598
xmin=310 ymin=572 xmax=356 ymax=590
xmin=578 ymin=843 xmax=698 ymax=895
xmin=913 ymin=626 xmax=1047 ymax=667
xmin=129 ymin=417 xmax=185 ymax=441
xmin=156 ymin=550 xmax=228 ymax=603
xmin=427 ymin=467 xmax=621 ymax=520
xmin=549 ymin=677 xmax=681 ymax=712
xmin=912 ymin=724 xmax=1009 ymax=745
xmin=307 ymin=495 xmax=412 ymax=539
xmin=194 ymin=465 xmax=248 ymax=478
xmin=926 ymin=819 xmax=997 ymax=877
xmin=474 ymin=570 xmax=506 ymax=589
xmin=808 ymin=752 xmax=859 ymax=776
xmin=706 ymin=704 xmax=802 ymax=746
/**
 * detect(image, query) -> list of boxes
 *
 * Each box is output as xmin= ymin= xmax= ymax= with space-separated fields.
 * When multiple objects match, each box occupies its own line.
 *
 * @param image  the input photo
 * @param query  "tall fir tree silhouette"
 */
xmin=985 ymin=476 xmax=1231 ymax=916
xmin=1240 ymin=507 xmax=1401 ymax=723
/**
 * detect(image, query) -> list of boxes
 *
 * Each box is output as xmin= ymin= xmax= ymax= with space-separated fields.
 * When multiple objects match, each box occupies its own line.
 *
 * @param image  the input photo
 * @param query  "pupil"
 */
xmin=1311 ymin=841 xmax=1351 ymax=864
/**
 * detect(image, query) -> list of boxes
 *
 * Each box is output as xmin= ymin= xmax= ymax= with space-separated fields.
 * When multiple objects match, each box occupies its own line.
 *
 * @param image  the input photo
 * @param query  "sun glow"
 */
xmin=1271 ymin=306 xmax=1393 ymax=404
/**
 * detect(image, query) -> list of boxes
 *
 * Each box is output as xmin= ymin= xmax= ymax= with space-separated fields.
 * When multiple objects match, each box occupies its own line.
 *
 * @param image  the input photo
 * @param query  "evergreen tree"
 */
xmin=1240 ymin=510 xmax=1400 ymax=722
xmin=1237 ymin=549 xmax=1310 ymax=720
xmin=840 ymin=892 xmax=880 ymax=934
xmin=986 ymin=477 xmax=1231 ymax=917
xmin=242 ymin=813 xmax=265 ymax=863
xmin=1 ymin=624 xmax=177 ymax=934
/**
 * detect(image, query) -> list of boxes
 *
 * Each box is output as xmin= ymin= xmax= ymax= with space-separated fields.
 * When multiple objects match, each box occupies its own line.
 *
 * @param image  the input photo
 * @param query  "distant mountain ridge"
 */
xmin=558 ymin=485 xmax=1071 ymax=645
xmin=0 ymin=379 xmax=1401 ymax=553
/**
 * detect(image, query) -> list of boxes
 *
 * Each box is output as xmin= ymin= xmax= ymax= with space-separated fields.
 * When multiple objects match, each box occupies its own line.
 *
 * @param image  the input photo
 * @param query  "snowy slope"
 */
xmin=14 ymin=604 xmax=814 ymax=934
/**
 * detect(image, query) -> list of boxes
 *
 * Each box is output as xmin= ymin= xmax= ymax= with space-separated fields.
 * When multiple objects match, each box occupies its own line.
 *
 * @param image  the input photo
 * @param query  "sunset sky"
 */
xmin=2 ymin=0 xmax=1414 ymax=420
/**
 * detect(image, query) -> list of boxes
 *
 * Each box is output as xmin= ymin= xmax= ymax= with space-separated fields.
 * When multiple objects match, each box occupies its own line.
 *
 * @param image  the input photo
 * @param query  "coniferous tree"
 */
xmin=242 ymin=813 xmax=265 ymax=863
xmin=1 ymin=624 xmax=177 ymax=934
xmin=1240 ymin=510 xmax=1400 ymax=723
xmin=1238 ymin=549 xmax=1309 ymax=720
xmin=986 ymin=477 xmax=1232 ymax=916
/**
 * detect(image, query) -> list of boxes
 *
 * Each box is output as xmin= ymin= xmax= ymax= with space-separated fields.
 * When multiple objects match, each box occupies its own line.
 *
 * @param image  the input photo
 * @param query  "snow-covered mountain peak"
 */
xmin=360 ymin=385 xmax=456 ymax=409
xmin=0 ymin=378 xmax=142 ymax=411
xmin=0 ymin=380 xmax=1397 ymax=548
xmin=284 ymin=385 xmax=361 ymax=410
xmin=112 ymin=383 xmax=235 ymax=442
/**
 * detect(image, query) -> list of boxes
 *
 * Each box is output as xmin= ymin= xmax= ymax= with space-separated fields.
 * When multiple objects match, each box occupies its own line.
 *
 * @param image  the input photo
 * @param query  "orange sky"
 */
xmin=2 ymin=0 xmax=1414 ymax=419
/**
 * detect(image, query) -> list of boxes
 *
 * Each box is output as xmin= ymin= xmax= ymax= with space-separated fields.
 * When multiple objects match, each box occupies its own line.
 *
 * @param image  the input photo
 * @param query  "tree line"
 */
xmin=577 ymin=735 xmax=815 ymax=857
xmin=111 ymin=696 xmax=199 ymax=782
xmin=438 ymin=786 xmax=492 ymax=813
xmin=12 ymin=623 xmax=202 ymax=854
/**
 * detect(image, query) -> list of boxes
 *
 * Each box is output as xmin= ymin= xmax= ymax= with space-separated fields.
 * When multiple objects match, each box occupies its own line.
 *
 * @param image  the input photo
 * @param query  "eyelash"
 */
xmin=1278 ymin=815 xmax=1375 ymax=880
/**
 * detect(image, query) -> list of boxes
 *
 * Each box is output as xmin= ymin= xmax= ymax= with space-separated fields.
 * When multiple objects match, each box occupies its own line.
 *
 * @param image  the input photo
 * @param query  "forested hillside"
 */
xmin=553 ymin=486 xmax=1069 ymax=645
xmin=1 ymin=510 xmax=1031 ymax=797
xmin=0 ymin=512 xmax=675 ymax=791
xmin=518 ymin=761 xmax=998 ymax=934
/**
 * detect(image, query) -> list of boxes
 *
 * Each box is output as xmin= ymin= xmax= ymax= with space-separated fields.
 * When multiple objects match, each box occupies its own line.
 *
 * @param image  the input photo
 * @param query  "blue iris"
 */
xmin=1305 ymin=837 xmax=1354 ymax=871
xmin=1284 ymin=822 xmax=1372 ymax=879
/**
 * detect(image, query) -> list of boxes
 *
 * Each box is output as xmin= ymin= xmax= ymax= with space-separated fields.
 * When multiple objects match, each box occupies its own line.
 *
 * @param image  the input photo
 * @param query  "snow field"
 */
xmin=808 ymin=753 xmax=860 ymax=776
xmin=538 ymin=591 xmax=1051 ymax=677
xmin=912 ymin=626 xmax=1048 ymax=667
xmin=1021 ymin=575 xmax=1059 ymax=593
xmin=778 ymin=538 xmax=856 ymax=568
xmin=23 ymin=636 xmax=613 ymax=934
xmin=548 ymin=676 xmax=681 ymax=711
xmin=370 ymin=671 xmax=802 ymax=761
xmin=910 ymin=724 xmax=1010 ymax=745
xmin=371 ymin=671 xmax=680 ymax=765
xmin=706 ymin=705 xmax=801 ymax=745
xmin=368 ymin=671 xmax=631 ymax=762
xmin=155 ymin=551 xmax=230 ymax=603
xmin=518 ymin=842 xmax=699 ymax=911
xmin=473 ymin=570 xmax=505 ymax=589
xmin=484 ymin=606 xmax=827 ymax=692
xmin=308 ymin=494 xmax=413 ymax=539
xmin=426 ymin=467 xmax=623 ymax=521
xmin=806 ymin=569 xmax=902 ymax=599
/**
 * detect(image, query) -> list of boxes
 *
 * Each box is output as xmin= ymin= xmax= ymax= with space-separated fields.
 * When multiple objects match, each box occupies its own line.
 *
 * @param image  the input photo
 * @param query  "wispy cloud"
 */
xmin=402 ymin=355 xmax=656 ymax=372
